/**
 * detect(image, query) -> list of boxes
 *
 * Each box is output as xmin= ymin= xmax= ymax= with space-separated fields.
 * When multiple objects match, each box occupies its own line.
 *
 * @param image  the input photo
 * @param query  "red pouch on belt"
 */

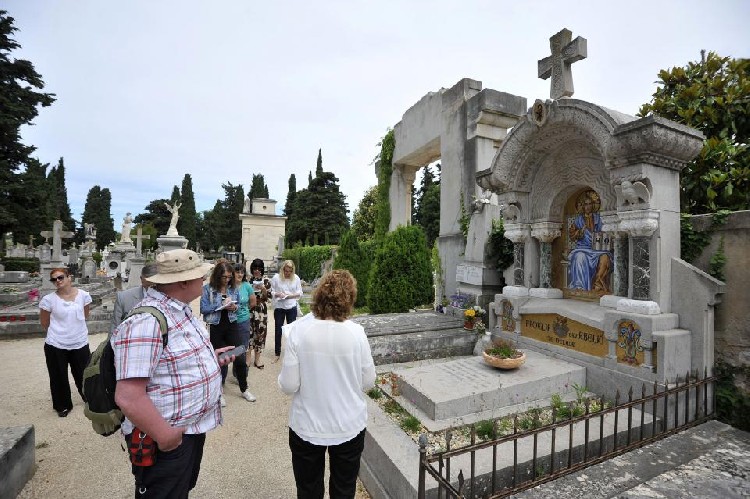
xmin=129 ymin=428 xmax=157 ymax=466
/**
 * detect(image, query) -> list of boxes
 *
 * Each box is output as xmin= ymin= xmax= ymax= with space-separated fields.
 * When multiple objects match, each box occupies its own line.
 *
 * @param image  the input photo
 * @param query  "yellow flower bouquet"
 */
xmin=464 ymin=309 xmax=476 ymax=319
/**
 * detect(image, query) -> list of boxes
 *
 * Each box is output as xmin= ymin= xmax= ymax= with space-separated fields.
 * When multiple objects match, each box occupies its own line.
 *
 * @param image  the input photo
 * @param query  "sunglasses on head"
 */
xmin=50 ymin=275 xmax=66 ymax=282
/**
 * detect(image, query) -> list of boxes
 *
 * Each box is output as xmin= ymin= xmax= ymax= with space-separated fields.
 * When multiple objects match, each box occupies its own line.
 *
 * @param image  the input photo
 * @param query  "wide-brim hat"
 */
xmin=148 ymin=249 xmax=213 ymax=284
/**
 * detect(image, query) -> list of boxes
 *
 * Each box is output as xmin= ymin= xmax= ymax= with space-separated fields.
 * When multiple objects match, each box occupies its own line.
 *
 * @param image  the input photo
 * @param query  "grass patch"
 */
xmin=475 ymin=419 xmax=495 ymax=440
xmin=367 ymin=387 xmax=383 ymax=400
xmin=400 ymin=415 xmax=422 ymax=433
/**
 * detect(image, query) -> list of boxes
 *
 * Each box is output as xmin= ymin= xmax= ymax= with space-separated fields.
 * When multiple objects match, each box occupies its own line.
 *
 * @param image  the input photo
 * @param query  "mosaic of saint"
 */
xmin=566 ymin=190 xmax=613 ymax=297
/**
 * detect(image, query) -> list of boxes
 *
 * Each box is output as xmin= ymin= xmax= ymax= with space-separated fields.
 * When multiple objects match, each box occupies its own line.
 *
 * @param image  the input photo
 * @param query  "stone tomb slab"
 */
xmin=394 ymin=350 xmax=585 ymax=421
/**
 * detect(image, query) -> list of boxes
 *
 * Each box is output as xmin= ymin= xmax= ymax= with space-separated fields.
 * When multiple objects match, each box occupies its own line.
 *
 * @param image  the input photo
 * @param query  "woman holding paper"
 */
xmin=200 ymin=260 xmax=255 ymax=404
xmin=270 ymin=259 xmax=303 ymax=363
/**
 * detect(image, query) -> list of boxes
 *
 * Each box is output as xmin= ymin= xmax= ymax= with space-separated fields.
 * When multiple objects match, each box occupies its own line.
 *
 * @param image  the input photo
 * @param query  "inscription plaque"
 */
xmin=521 ymin=313 xmax=607 ymax=357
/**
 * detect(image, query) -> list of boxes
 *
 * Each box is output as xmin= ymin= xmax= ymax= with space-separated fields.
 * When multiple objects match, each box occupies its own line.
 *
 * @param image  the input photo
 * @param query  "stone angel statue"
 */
xmin=164 ymin=201 xmax=182 ymax=236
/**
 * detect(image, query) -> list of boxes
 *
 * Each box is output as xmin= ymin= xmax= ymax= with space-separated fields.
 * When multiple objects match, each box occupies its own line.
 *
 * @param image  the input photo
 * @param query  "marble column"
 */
xmin=619 ymin=210 xmax=659 ymax=301
xmin=613 ymin=234 xmax=629 ymax=297
xmin=531 ymin=222 xmax=562 ymax=288
xmin=503 ymin=224 xmax=531 ymax=287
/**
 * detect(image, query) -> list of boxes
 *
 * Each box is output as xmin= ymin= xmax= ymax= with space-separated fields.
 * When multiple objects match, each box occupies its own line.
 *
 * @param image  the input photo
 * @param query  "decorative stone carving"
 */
xmin=501 ymin=203 xmax=522 ymax=223
xmin=614 ymin=180 xmax=651 ymax=210
xmin=503 ymin=223 xmax=530 ymax=243
xmin=530 ymin=222 xmax=561 ymax=243
xmin=619 ymin=210 xmax=659 ymax=238
xmin=537 ymin=28 xmax=587 ymax=100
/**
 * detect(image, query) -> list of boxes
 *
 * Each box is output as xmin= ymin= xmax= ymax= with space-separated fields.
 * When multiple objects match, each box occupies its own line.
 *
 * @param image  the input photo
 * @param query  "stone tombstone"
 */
xmin=39 ymin=243 xmax=52 ymax=263
xmin=82 ymin=259 xmax=97 ymax=279
xmin=0 ymin=271 xmax=30 ymax=283
xmin=131 ymin=227 xmax=150 ymax=256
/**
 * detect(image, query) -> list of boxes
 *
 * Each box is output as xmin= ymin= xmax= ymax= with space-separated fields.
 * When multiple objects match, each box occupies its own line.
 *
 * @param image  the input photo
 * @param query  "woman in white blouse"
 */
xmin=270 ymin=259 xmax=303 ymax=363
xmin=278 ymin=270 xmax=375 ymax=498
xmin=39 ymin=267 xmax=92 ymax=417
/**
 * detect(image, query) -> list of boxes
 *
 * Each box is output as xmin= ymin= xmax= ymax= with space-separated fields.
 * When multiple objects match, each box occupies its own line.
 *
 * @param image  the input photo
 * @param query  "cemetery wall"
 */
xmin=690 ymin=210 xmax=750 ymax=396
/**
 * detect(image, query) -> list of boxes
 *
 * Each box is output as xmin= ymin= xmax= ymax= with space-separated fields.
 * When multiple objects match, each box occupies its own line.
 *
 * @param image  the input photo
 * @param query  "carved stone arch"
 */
xmin=479 ymin=99 xmax=636 ymax=195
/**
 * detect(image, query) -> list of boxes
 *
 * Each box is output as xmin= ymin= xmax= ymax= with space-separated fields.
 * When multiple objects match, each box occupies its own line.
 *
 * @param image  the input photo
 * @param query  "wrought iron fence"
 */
xmin=418 ymin=369 xmax=715 ymax=498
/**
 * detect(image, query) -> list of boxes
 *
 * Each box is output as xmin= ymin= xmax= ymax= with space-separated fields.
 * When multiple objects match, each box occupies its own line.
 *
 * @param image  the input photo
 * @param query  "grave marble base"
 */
xmin=157 ymin=235 xmax=188 ymax=253
xmin=393 ymin=351 xmax=586 ymax=427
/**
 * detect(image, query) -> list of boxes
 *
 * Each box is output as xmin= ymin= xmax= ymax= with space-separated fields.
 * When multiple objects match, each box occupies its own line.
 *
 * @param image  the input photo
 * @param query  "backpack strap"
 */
xmin=124 ymin=305 xmax=169 ymax=347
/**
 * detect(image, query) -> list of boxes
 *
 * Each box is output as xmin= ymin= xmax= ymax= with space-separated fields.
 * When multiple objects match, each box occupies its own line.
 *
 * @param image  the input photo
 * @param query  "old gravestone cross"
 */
xmin=40 ymin=220 xmax=74 ymax=262
xmin=131 ymin=227 xmax=150 ymax=256
xmin=538 ymin=28 xmax=587 ymax=99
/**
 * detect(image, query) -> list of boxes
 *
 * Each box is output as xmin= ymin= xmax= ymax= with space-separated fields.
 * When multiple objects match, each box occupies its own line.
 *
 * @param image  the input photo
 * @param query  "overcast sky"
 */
xmin=6 ymin=0 xmax=750 ymax=232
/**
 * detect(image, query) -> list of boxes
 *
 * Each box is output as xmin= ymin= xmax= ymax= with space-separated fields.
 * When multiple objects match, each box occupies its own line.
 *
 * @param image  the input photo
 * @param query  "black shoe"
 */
xmin=57 ymin=408 xmax=71 ymax=418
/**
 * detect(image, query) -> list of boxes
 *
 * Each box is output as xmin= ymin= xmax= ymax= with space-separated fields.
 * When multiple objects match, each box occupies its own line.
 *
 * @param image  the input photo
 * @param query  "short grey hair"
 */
xmin=141 ymin=262 xmax=159 ymax=279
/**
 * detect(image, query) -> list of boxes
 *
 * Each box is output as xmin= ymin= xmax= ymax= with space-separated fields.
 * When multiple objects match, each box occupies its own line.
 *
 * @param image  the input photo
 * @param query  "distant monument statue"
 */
xmin=165 ymin=201 xmax=181 ymax=236
xmin=120 ymin=212 xmax=133 ymax=243
xmin=85 ymin=223 xmax=96 ymax=239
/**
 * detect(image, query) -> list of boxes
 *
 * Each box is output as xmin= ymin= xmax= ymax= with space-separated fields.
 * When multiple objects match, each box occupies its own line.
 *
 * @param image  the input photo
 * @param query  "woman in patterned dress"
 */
xmin=249 ymin=258 xmax=271 ymax=369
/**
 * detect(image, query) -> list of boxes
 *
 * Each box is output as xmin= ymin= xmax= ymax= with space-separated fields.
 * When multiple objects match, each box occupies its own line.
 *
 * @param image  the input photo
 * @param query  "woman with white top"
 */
xmin=278 ymin=269 xmax=376 ymax=498
xmin=270 ymin=259 xmax=303 ymax=363
xmin=39 ymin=267 xmax=92 ymax=417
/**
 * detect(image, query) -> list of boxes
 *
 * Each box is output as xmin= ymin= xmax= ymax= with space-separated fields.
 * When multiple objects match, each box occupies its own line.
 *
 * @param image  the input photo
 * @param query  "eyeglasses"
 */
xmin=50 ymin=275 xmax=66 ymax=282
xmin=222 ymin=274 xmax=233 ymax=279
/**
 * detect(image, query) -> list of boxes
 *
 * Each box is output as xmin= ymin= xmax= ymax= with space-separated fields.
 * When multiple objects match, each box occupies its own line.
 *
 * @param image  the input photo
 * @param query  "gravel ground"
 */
xmin=1 ymin=308 xmax=370 ymax=498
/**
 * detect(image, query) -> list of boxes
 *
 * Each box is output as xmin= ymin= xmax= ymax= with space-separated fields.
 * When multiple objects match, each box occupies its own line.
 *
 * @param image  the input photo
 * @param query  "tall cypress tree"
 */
xmin=284 ymin=173 xmax=297 ymax=220
xmin=82 ymin=185 xmax=115 ymax=249
xmin=180 ymin=174 xmax=197 ymax=248
xmin=0 ymin=11 xmax=56 ymax=239
xmin=10 ymin=158 xmax=51 ymax=245
xmin=48 ymin=157 xmax=75 ymax=231
xmin=249 ymin=174 xmax=269 ymax=199
xmin=316 ymin=149 xmax=323 ymax=177
xmin=170 ymin=185 xmax=180 ymax=203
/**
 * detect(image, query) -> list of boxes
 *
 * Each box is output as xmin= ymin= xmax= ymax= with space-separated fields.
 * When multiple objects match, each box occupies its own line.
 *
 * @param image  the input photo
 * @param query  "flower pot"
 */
xmin=482 ymin=351 xmax=526 ymax=370
xmin=464 ymin=320 xmax=475 ymax=330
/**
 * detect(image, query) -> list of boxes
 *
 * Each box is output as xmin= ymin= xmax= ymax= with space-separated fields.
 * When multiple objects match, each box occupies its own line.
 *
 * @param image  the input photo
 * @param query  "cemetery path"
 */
xmin=1 ymin=308 xmax=370 ymax=498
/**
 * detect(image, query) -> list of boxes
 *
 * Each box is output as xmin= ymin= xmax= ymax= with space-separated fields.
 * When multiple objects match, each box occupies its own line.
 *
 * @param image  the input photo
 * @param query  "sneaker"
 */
xmin=241 ymin=391 xmax=257 ymax=402
xmin=220 ymin=395 xmax=227 ymax=407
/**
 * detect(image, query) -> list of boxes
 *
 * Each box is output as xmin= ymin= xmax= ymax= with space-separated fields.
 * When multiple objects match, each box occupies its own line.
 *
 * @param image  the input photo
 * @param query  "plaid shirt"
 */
xmin=111 ymin=287 xmax=223 ymax=436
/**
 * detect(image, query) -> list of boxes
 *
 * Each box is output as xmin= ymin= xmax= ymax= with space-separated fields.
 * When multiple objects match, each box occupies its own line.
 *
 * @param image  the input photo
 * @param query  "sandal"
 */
xmin=254 ymin=363 xmax=265 ymax=370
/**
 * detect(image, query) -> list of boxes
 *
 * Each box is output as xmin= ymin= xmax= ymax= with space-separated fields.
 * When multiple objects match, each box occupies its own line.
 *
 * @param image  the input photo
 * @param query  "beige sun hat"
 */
xmin=148 ymin=249 xmax=213 ymax=284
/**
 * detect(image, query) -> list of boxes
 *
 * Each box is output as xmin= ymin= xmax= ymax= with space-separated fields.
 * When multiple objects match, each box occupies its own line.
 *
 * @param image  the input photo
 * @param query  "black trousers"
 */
xmin=273 ymin=307 xmax=298 ymax=356
xmin=289 ymin=428 xmax=366 ymax=499
xmin=128 ymin=432 xmax=206 ymax=499
xmin=43 ymin=342 xmax=90 ymax=412
xmin=209 ymin=311 xmax=248 ymax=393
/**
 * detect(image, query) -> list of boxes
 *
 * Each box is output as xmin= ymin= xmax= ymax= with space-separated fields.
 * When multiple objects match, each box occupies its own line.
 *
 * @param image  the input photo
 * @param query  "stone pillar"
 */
xmin=388 ymin=164 xmax=418 ymax=231
xmin=601 ymin=213 xmax=628 ymax=298
xmin=504 ymin=224 xmax=530 ymax=287
xmin=530 ymin=222 xmax=561 ymax=289
xmin=619 ymin=210 xmax=659 ymax=301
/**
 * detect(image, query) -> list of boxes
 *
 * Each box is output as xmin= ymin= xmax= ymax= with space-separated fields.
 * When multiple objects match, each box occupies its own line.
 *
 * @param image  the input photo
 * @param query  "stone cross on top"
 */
xmin=40 ymin=220 xmax=74 ymax=262
xmin=538 ymin=28 xmax=587 ymax=100
xmin=132 ymin=227 xmax=151 ymax=256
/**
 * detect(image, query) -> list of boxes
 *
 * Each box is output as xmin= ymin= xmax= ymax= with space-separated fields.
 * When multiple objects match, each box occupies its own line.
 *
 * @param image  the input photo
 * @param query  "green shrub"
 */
xmin=366 ymin=225 xmax=433 ymax=313
xmin=367 ymin=387 xmax=382 ymax=400
xmin=475 ymin=420 xmax=495 ymax=440
xmin=400 ymin=415 xmax=422 ymax=433
xmin=333 ymin=230 xmax=374 ymax=307
xmin=282 ymin=245 xmax=335 ymax=282
xmin=0 ymin=257 xmax=40 ymax=272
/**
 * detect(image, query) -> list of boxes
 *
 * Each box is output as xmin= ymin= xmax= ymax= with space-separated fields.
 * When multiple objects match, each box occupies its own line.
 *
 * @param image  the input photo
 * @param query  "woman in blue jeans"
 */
xmin=270 ymin=259 xmax=303 ymax=363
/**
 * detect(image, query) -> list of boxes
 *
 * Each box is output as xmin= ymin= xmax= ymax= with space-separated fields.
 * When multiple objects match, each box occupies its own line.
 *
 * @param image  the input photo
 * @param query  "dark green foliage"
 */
xmin=373 ymin=130 xmax=394 ymax=242
xmin=0 ymin=257 xmax=39 ymax=272
xmin=680 ymin=211 xmax=730 ymax=275
xmin=316 ymin=149 xmax=323 ymax=177
xmin=179 ymin=174 xmax=197 ymax=248
xmin=709 ymin=236 xmax=727 ymax=281
xmin=0 ymin=11 xmax=56 ymax=238
xmin=487 ymin=218 xmax=514 ymax=271
xmin=333 ymin=230 xmax=371 ymax=307
xmin=9 ymin=158 xmax=53 ymax=245
xmin=286 ymin=170 xmax=349 ymax=246
xmin=134 ymin=198 xmax=171 ymax=238
xmin=475 ymin=420 xmax=495 ymax=440
xmin=249 ymin=174 xmax=269 ymax=199
xmin=351 ymin=185 xmax=379 ymax=242
xmin=639 ymin=52 xmax=750 ymax=213
xmin=367 ymin=225 xmax=433 ymax=313
xmin=412 ymin=163 xmax=440 ymax=248
xmin=282 ymin=245 xmax=335 ymax=282
xmin=283 ymin=174 xmax=296 ymax=218
xmin=81 ymin=186 xmax=114 ymax=249
xmin=715 ymin=360 xmax=750 ymax=431
xmin=400 ymin=415 xmax=421 ymax=433
xmin=366 ymin=387 xmax=382 ymax=400
xmin=170 ymin=185 xmax=180 ymax=204
xmin=211 ymin=182 xmax=245 ymax=250
xmin=48 ymin=158 xmax=75 ymax=232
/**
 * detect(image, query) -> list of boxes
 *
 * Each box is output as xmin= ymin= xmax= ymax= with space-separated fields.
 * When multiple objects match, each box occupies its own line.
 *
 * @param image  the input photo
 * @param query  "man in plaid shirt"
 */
xmin=112 ymin=249 xmax=238 ymax=498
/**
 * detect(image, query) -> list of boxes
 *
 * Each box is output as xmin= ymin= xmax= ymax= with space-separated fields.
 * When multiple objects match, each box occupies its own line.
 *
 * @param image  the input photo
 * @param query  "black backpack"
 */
xmin=83 ymin=306 xmax=168 ymax=436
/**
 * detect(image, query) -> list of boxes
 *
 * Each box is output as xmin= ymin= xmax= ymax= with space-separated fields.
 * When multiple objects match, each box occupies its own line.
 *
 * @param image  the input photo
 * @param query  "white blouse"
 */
xmin=39 ymin=290 xmax=92 ymax=350
xmin=270 ymin=273 xmax=303 ymax=310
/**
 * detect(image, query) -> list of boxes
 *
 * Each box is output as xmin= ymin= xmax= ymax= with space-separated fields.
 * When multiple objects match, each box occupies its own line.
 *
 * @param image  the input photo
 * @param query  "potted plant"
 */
xmin=475 ymin=319 xmax=487 ymax=335
xmin=463 ymin=305 xmax=486 ymax=330
xmin=483 ymin=339 xmax=525 ymax=369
